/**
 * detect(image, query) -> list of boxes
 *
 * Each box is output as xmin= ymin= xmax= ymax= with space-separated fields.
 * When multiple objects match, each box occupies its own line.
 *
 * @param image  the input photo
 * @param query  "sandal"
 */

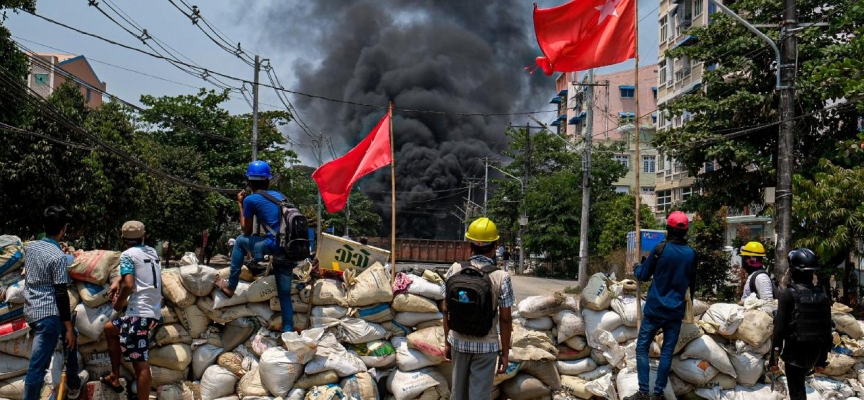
xmin=99 ymin=375 xmax=124 ymax=393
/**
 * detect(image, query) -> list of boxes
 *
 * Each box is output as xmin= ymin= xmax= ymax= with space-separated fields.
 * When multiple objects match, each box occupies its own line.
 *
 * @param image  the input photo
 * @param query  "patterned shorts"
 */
xmin=112 ymin=316 xmax=158 ymax=362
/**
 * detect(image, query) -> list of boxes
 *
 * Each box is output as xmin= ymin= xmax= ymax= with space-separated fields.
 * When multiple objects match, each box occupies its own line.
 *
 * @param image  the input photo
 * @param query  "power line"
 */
xmin=20 ymin=9 xmax=559 ymax=117
xmin=0 ymin=122 xmax=97 ymax=151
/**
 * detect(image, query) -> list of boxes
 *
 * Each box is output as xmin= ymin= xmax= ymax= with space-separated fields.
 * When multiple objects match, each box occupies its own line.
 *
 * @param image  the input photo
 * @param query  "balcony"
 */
xmin=550 ymin=96 xmax=562 ymax=104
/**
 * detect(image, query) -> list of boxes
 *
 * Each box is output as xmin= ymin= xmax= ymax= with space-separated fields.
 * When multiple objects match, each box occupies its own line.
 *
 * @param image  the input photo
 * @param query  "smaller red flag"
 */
xmin=533 ymin=0 xmax=636 ymax=75
xmin=312 ymin=113 xmax=392 ymax=213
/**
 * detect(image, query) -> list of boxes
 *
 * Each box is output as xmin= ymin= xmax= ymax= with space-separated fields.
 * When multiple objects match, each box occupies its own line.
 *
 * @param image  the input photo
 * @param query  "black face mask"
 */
xmin=790 ymin=269 xmax=814 ymax=285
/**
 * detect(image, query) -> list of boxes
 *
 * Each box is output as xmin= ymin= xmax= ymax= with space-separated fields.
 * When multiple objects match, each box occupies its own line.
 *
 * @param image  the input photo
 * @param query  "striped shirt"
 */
xmin=446 ymin=255 xmax=515 ymax=354
xmin=23 ymin=238 xmax=70 ymax=323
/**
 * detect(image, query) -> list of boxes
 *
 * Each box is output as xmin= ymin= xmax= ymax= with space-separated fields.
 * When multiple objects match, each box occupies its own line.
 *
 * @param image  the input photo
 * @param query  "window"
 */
xmin=694 ymin=0 xmax=704 ymax=16
xmin=643 ymin=156 xmax=656 ymax=173
xmin=652 ymin=87 xmax=658 ymax=99
xmin=641 ymin=187 xmax=655 ymax=194
xmin=613 ymin=155 xmax=630 ymax=168
xmin=615 ymin=186 xmax=630 ymax=194
xmin=620 ymin=88 xmax=635 ymax=98
xmin=86 ymin=88 xmax=91 ymax=102
xmin=34 ymin=73 xmax=48 ymax=86
xmin=658 ymin=155 xmax=666 ymax=170
xmin=682 ymin=186 xmax=694 ymax=201
xmin=658 ymin=113 xmax=665 ymax=127
xmin=659 ymin=61 xmax=667 ymax=85
xmin=657 ymin=190 xmax=672 ymax=212
xmin=659 ymin=16 xmax=668 ymax=43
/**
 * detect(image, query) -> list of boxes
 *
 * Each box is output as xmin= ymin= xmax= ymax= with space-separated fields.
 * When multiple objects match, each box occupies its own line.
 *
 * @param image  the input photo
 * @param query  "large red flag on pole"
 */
xmin=312 ymin=113 xmax=392 ymax=213
xmin=532 ymin=0 xmax=636 ymax=75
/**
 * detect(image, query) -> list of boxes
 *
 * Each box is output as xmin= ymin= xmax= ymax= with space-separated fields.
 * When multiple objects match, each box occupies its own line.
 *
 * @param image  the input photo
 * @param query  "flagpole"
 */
xmin=633 ymin=0 xmax=643 ymax=330
xmin=389 ymin=102 xmax=397 ymax=282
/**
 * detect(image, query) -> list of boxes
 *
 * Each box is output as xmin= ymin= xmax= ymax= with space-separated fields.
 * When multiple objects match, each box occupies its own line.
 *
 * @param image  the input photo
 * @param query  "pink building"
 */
xmin=27 ymin=53 xmax=106 ymax=108
xmin=573 ymin=65 xmax=658 ymax=141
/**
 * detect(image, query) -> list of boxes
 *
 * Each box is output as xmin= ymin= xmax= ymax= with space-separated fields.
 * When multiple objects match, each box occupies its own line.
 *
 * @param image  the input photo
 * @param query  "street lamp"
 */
xmin=490 ymin=165 xmax=527 ymax=275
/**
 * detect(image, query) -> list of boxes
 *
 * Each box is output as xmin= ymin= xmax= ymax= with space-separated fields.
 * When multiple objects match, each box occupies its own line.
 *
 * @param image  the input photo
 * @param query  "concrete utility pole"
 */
xmin=484 ymin=157 xmax=490 ymax=215
xmin=315 ymin=136 xmax=323 ymax=246
xmin=578 ymin=69 xmax=595 ymax=288
xmin=775 ymin=0 xmax=798 ymax=281
xmin=252 ymin=55 xmax=260 ymax=161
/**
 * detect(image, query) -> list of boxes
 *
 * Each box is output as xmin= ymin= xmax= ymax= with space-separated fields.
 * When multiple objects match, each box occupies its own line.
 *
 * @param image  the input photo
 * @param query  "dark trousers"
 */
xmin=785 ymin=363 xmax=809 ymax=400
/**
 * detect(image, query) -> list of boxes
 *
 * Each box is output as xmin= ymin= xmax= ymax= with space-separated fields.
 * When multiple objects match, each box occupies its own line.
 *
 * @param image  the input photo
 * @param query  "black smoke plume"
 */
xmin=258 ymin=1 xmax=550 ymax=239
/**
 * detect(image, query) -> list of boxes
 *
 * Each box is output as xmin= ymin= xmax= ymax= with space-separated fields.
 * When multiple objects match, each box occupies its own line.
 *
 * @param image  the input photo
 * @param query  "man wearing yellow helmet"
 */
xmin=740 ymin=241 xmax=777 ymax=301
xmin=443 ymin=217 xmax=514 ymax=400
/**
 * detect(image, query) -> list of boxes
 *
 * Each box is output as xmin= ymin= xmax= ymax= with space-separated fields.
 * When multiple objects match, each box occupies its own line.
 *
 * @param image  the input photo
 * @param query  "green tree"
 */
xmin=595 ymin=194 xmax=659 ymax=257
xmin=689 ymin=207 xmax=733 ymax=300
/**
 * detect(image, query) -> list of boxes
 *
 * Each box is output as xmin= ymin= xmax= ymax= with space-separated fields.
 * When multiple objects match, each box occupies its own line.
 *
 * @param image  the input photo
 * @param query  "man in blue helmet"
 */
xmin=213 ymin=160 xmax=296 ymax=332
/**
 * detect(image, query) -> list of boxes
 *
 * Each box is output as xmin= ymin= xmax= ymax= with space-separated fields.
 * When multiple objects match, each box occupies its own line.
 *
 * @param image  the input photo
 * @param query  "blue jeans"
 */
xmin=229 ymin=235 xmax=295 ymax=332
xmin=23 ymin=316 xmax=81 ymax=400
xmin=635 ymin=314 xmax=681 ymax=396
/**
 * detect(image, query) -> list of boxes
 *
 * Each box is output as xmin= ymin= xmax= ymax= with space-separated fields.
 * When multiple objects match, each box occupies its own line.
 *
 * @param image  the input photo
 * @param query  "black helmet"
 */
xmin=788 ymin=248 xmax=818 ymax=271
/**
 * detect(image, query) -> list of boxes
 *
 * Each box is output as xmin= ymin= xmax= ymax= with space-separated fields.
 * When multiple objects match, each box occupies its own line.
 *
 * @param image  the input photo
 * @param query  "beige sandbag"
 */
xmin=0 ymin=353 xmax=28 ymax=380
xmin=152 ymin=366 xmax=187 ymax=387
xmin=393 ymin=312 xmax=443 ymax=327
xmin=671 ymin=358 xmax=719 ymax=385
xmin=311 ymin=279 xmax=346 ymax=306
xmin=0 ymin=236 xmax=25 ymax=276
xmin=247 ymin=275 xmax=279 ymax=303
xmin=345 ymin=263 xmax=393 ymax=307
xmin=655 ymin=322 xmax=703 ymax=355
xmin=340 ymin=372 xmax=378 ymax=400
xmin=407 ymin=326 xmax=445 ymax=358
xmin=560 ymin=375 xmax=593 ymax=399
xmin=270 ymin=295 xmax=310 ymax=313
xmin=76 ymin=281 xmax=111 ymax=308
xmin=727 ymin=351 xmax=763 ymax=387
xmin=212 ymin=281 xmax=250 ymax=309
xmin=668 ymin=373 xmax=694 ymax=396
xmin=221 ymin=317 xmax=258 ymax=351
xmin=237 ymin=366 xmax=268 ymax=398
xmin=393 ymin=335 xmax=443 ymax=371
xmin=554 ymin=309 xmax=585 ymax=343
xmin=192 ymin=344 xmax=224 ymax=380
xmin=259 ymin=348 xmax=307 ymax=397
xmin=734 ymin=309 xmax=773 ymax=347
xmin=180 ymin=264 xmax=218 ymax=297
xmin=556 ymin=345 xmax=591 ymax=361
xmin=268 ymin=314 xmax=309 ymax=331
xmin=617 ymin=369 xmax=676 ymax=399
xmin=196 ymin=326 xmax=223 ymax=348
xmin=349 ymin=303 xmax=394 ymax=323
xmin=518 ymin=293 xmax=568 ymax=318
xmin=510 ymin=325 xmax=557 ymax=362
xmin=149 ymin=344 xmax=193 ymax=371
xmin=158 ymin=383 xmax=194 ymax=400
xmin=0 ymin=335 xmax=32 ymax=358
xmin=680 ymin=335 xmax=737 ymax=378
xmin=564 ymin=335 xmax=587 ymax=351
xmin=217 ymin=352 xmax=245 ymax=378
xmin=218 ymin=266 xmax=254 ymax=282
xmin=700 ymin=303 xmax=745 ymax=337
xmin=822 ymin=352 xmax=855 ymax=376
xmin=311 ymin=306 xmax=349 ymax=319
xmin=200 ymin=365 xmax=238 ymax=400
xmin=521 ymin=360 xmax=562 ymax=390
xmin=581 ymin=273 xmax=612 ymax=311
xmin=161 ymin=306 xmax=179 ymax=324
xmin=154 ymin=323 xmax=193 ymax=346
xmin=163 ymin=269 xmax=197 ymax=307
xmin=175 ymin=304 xmax=211 ymax=338
xmin=295 ymin=370 xmax=339 ymax=389
xmin=705 ymin=373 xmax=737 ymax=389
xmin=501 ymin=373 xmax=551 ymax=400
xmin=197 ymin=297 xmax=256 ymax=324
xmin=832 ymin=311 xmax=864 ymax=339
xmin=68 ymin=250 xmax=120 ymax=285
xmin=386 ymin=367 xmax=449 ymax=400
xmin=416 ymin=319 xmax=443 ymax=329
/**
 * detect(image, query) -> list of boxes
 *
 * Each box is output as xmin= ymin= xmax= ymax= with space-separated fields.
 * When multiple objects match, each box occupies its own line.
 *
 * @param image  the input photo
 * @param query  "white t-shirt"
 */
xmin=120 ymin=246 xmax=163 ymax=319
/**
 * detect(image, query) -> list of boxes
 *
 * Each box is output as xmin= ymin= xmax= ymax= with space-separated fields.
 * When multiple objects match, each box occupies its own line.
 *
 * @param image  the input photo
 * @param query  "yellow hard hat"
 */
xmin=465 ymin=217 xmax=500 ymax=244
xmin=740 ymin=241 xmax=766 ymax=257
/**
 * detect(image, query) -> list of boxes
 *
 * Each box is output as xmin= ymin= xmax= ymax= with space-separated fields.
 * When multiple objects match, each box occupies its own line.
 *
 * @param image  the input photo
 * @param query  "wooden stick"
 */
xmin=633 ymin=0 xmax=643 ymax=330
xmin=389 ymin=102 xmax=397 ymax=283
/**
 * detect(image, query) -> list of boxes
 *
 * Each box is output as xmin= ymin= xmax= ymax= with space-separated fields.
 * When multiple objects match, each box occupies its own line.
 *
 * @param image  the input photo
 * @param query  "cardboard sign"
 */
xmin=317 ymin=233 xmax=390 ymax=272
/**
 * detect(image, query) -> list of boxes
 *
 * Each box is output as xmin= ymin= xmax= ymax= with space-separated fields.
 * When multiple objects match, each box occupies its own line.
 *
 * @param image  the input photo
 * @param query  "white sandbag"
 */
xmin=180 ymin=252 xmax=199 ymax=266
xmin=554 ymin=309 xmax=585 ymax=343
xmin=392 ymin=294 xmax=439 ymax=313
xmin=75 ymin=303 xmax=116 ymax=340
xmin=180 ymin=264 xmax=218 ymax=297
xmin=198 ymin=297 xmax=256 ymax=324
xmin=152 ymin=366 xmax=187 ymax=387
xmin=582 ymin=273 xmax=612 ymax=311
xmin=693 ymin=298 xmax=711 ymax=316
xmin=340 ymin=372 xmax=379 ymax=400
xmin=518 ymin=293 xmax=568 ymax=318
xmin=76 ymin=281 xmax=112 ymax=308
xmin=162 ymin=269 xmax=197 ymax=307
xmin=350 ymin=303 xmax=394 ymax=323
xmin=521 ymin=360 xmax=562 ymax=390
xmin=346 ymin=340 xmax=396 ymax=368
xmin=258 ymin=348 xmax=306 ymax=397
xmin=386 ymin=367 xmax=449 ymax=400
xmin=560 ymin=375 xmax=593 ymax=399
xmin=314 ymin=317 xmax=387 ymax=344
xmin=312 ymin=279 xmax=347 ymax=306
xmin=809 ymin=376 xmax=855 ymax=399
xmin=200 ymin=365 xmax=238 ymax=400
xmin=393 ymin=336 xmax=442 ymax=371
xmin=407 ymin=275 xmax=444 ymax=300
xmin=660 ymin=322 xmax=704 ymax=355
xmin=557 ymin=358 xmax=597 ymax=376
xmin=0 ymin=335 xmax=32 ymax=358
xmin=581 ymin=309 xmax=623 ymax=348
xmin=671 ymin=357 xmax=720 ymax=385
xmin=245 ymin=275 xmax=278 ymax=303
xmin=669 ymin=373 xmax=695 ymax=397
xmin=585 ymin=373 xmax=615 ymax=398
xmin=521 ymin=316 xmax=554 ymax=331
xmin=83 ymin=351 xmax=113 ymax=378
xmin=732 ymin=338 xmax=772 ymax=355
xmin=592 ymin=329 xmax=626 ymax=369
xmin=221 ymin=316 xmax=257 ymax=352
xmin=501 ymin=373 xmax=552 ymax=400
xmin=311 ymin=306 xmax=348 ymax=319
xmin=616 ymin=368 xmax=675 ymax=400
xmin=695 ymin=384 xmax=786 ymax=400
xmin=734 ymin=309 xmax=773 ymax=347
xmin=832 ymin=312 xmax=864 ymax=339
xmin=707 ymin=373 xmax=738 ymax=389
xmin=611 ymin=325 xmax=639 ymax=343
xmin=564 ymin=335 xmax=588 ymax=351
xmin=727 ymin=350 xmax=763 ymax=387
xmin=212 ymin=281 xmax=250 ymax=309
xmin=237 ymin=366 xmax=268 ymax=398
xmin=493 ymin=361 xmax=520 ymax=386
xmin=577 ymin=364 xmax=612 ymax=381
xmin=246 ymin=301 xmax=275 ymax=326
xmin=611 ymin=296 xmax=641 ymax=327
xmin=158 ymin=383 xmax=194 ymax=400
xmin=0 ymin=353 xmax=29 ymax=379
xmin=149 ymin=344 xmax=193 ymax=371
xmin=192 ymin=344 xmax=225 ymax=380
xmin=680 ymin=335 xmax=737 ymax=378
xmin=700 ymin=303 xmax=745 ymax=336
xmin=407 ymin=326 xmax=445 ymax=358
xmin=345 ymin=263 xmax=392 ymax=307
xmin=393 ymin=311 xmax=443 ymax=327
xmin=3 ymin=278 xmax=24 ymax=305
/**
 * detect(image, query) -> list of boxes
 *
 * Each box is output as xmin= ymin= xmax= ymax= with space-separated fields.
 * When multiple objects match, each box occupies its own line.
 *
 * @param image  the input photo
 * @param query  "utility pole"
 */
xmin=522 ymin=124 xmax=531 ymax=275
xmin=315 ymin=136 xmax=323 ymax=246
xmin=252 ymin=55 xmax=260 ymax=160
xmin=345 ymin=196 xmax=351 ymax=238
xmin=578 ymin=69 xmax=595 ymax=288
xmin=484 ymin=157 xmax=490 ymax=215
xmin=775 ymin=0 xmax=797 ymax=281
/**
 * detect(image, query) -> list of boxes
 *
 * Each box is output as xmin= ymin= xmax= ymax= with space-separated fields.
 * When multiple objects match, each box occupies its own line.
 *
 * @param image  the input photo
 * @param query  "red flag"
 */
xmin=533 ymin=0 xmax=636 ymax=75
xmin=312 ymin=113 xmax=392 ymax=213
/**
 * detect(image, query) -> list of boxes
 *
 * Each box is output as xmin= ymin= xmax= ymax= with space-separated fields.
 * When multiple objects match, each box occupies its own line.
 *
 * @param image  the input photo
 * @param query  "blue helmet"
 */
xmin=246 ymin=160 xmax=272 ymax=181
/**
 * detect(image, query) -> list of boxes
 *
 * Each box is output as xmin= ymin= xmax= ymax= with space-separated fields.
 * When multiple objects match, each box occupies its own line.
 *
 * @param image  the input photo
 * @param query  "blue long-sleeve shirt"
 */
xmin=635 ymin=240 xmax=696 ymax=321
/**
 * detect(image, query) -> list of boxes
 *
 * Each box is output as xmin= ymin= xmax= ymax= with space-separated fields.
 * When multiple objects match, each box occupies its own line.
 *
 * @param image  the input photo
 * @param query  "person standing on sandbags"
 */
xmin=22 ymin=206 xmax=87 ymax=400
xmin=769 ymin=248 xmax=833 ymax=400
xmin=213 ymin=160 xmax=304 ymax=333
xmin=443 ymin=217 xmax=514 ymax=400
xmin=739 ymin=241 xmax=777 ymax=302
xmin=100 ymin=221 xmax=163 ymax=399
xmin=625 ymin=211 xmax=696 ymax=400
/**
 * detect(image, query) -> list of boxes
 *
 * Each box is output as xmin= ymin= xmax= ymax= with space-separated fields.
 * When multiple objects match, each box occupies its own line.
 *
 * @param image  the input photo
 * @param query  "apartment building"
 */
xmin=27 ymin=53 xmax=106 ymax=108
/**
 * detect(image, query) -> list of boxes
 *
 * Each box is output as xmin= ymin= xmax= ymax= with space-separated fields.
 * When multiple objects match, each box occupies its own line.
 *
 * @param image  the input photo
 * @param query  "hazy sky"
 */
xmin=7 ymin=0 xmax=660 ymax=161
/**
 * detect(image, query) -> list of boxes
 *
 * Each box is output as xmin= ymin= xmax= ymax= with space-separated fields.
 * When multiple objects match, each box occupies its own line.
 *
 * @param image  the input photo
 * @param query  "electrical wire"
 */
xmin=0 ymin=122 xmax=98 ymax=151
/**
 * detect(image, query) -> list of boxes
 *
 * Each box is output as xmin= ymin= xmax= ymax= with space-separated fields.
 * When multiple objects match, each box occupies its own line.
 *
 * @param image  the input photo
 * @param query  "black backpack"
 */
xmin=445 ymin=261 xmax=500 ymax=337
xmin=787 ymin=284 xmax=832 ymax=343
xmin=747 ymin=269 xmax=780 ymax=300
xmin=256 ymin=191 xmax=311 ymax=262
